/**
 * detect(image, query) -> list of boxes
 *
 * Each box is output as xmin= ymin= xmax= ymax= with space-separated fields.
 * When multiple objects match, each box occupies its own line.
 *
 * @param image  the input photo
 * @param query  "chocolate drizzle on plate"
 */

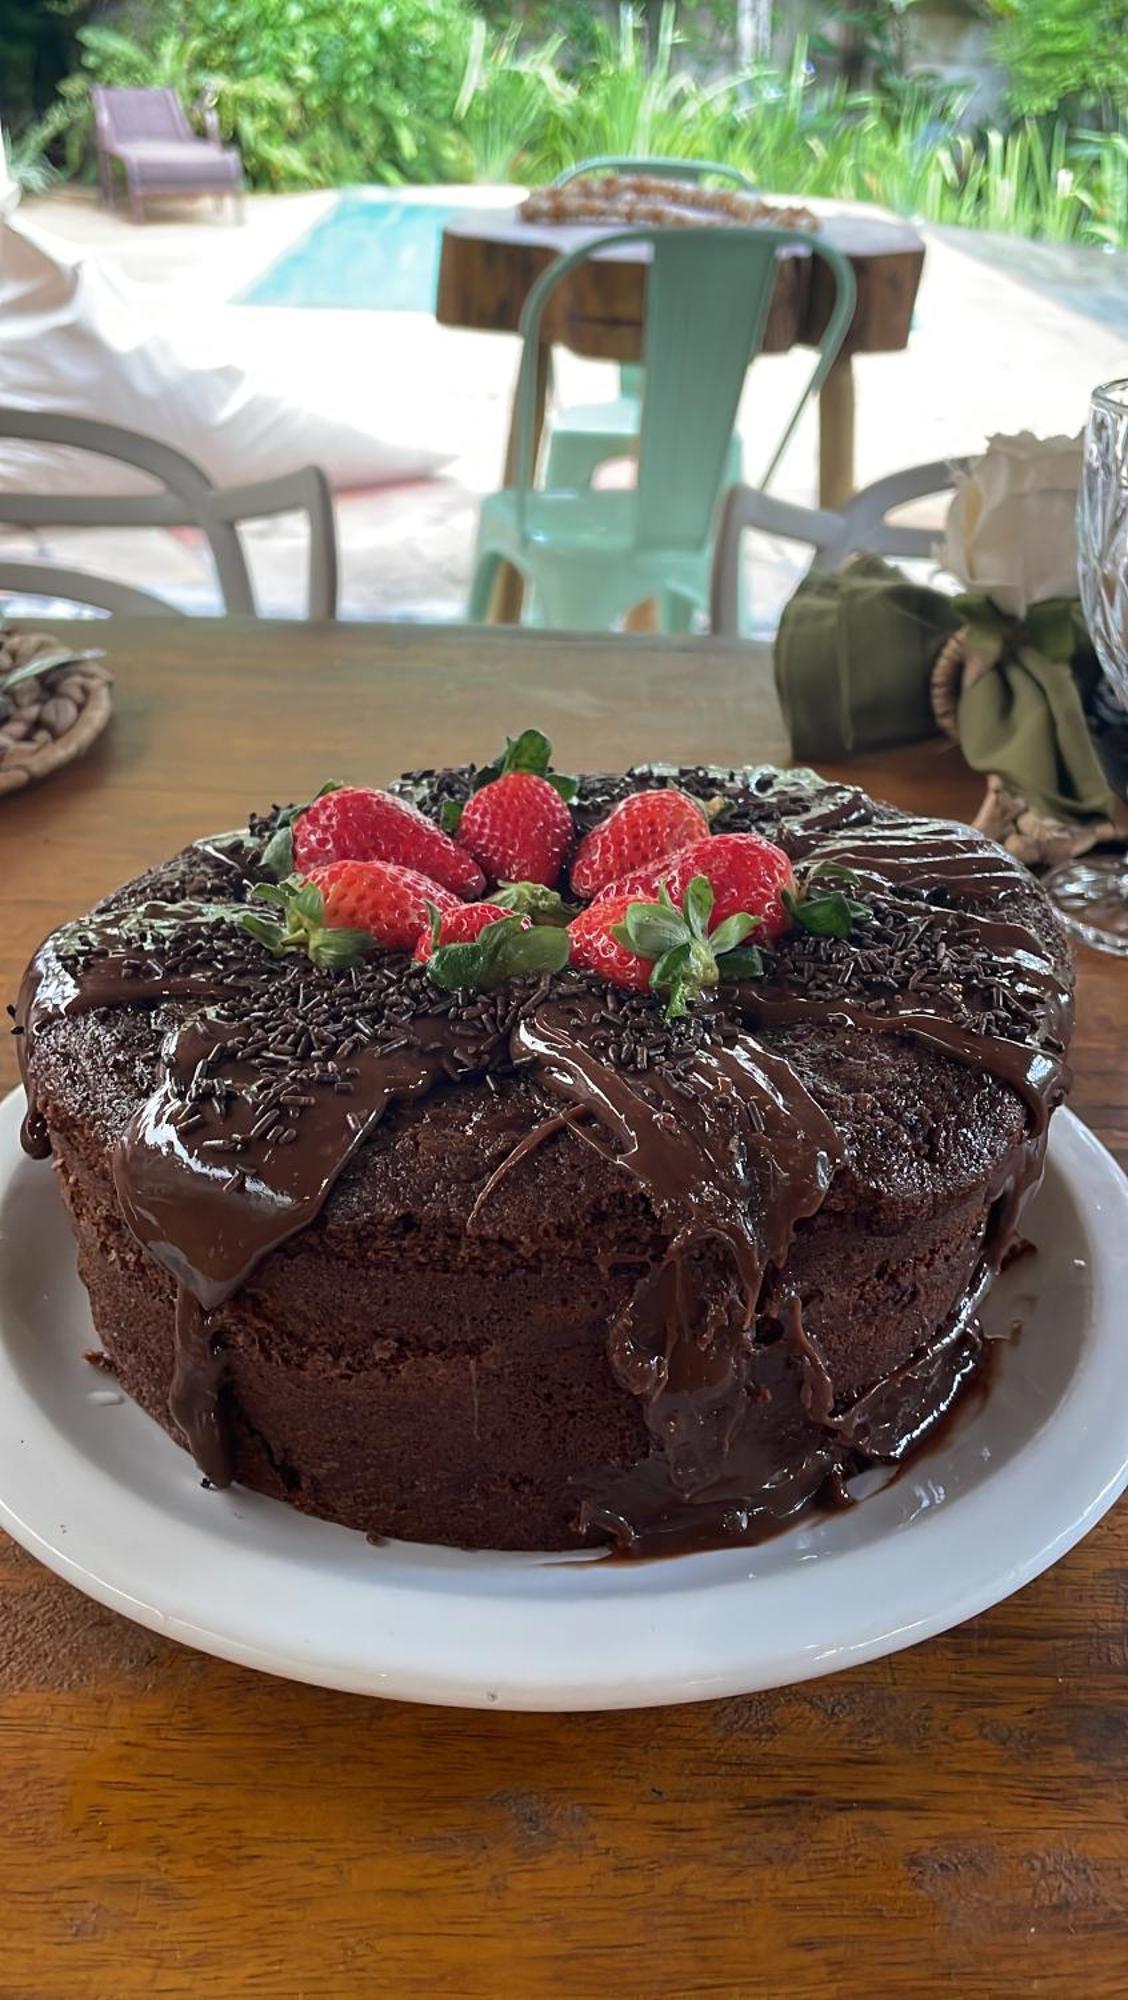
xmin=13 ymin=766 xmax=1074 ymax=1556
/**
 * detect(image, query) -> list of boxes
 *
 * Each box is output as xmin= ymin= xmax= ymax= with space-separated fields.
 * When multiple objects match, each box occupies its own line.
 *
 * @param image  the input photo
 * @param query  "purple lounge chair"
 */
xmin=91 ymin=86 xmax=245 ymax=224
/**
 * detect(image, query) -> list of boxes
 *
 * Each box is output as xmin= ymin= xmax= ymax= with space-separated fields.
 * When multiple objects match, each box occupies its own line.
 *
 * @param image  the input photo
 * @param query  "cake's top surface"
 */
xmin=14 ymin=750 xmax=1074 ymax=1552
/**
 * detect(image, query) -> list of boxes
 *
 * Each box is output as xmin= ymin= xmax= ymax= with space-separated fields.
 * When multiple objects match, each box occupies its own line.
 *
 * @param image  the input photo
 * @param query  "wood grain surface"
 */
xmin=2 ymin=619 xmax=1126 ymax=2000
xmin=436 ymin=206 xmax=926 ymax=360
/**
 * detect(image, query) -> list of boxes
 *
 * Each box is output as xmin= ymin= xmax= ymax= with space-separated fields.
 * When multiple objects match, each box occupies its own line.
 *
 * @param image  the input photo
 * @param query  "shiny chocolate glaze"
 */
xmin=14 ymin=768 xmax=1073 ymax=1555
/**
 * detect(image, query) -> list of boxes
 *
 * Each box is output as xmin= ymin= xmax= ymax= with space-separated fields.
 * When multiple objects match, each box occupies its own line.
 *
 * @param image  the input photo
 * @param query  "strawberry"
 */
xmin=451 ymin=729 xmax=576 ymax=889
xmin=568 ymin=893 xmax=654 ymax=994
xmin=290 ymin=785 xmax=485 ymax=900
xmin=309 ymin=861 xmax=459 ymax=952
xmin=589 ymin=862 xmax=671 ymax=906
xmin=661 ymin=833 xmax=796 ymax=942
xmin=411 ymin=900 xmax=523 ymax=962
xmin=570 ymin=788 xmax=708 ymax=900
xmin=242 ymin=861 xmax=459 ymax=967
xmin=597 ymin=842 xmax=871 ymax=946
xmin=422 ymin=912 xmax=570 ymax=994
xmin=569 ymin=876 xmax=764 ymax=1016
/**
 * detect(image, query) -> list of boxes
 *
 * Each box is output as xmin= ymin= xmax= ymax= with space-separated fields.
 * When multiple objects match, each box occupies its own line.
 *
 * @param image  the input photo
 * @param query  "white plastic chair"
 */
xmin=709 ymin=459 xmax=972 ymax=637
xmin=0 ymin=409 xmax=338 ymax=618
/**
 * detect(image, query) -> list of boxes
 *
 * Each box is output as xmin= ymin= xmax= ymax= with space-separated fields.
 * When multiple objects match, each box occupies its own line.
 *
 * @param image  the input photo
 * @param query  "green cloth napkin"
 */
xmin=773 ymin=563 xmax=1117 ymax=825
xmin=774 ymin=556 xmax=961 ymax=760
xmin=954 ymin=595 xmax=1116 ymax=824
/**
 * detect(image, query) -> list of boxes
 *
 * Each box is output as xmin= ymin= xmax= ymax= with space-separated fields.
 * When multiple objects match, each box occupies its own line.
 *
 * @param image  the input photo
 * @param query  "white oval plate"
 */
xmin=1 ymin=1088 xmax=1127 ymax=1711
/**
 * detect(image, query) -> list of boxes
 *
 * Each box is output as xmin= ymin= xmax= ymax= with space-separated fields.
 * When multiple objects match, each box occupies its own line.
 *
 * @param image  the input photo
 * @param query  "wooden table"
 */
xmin=3 ymin=619 xmax=1126 ymax=2000
xmin=437 ymin=203 xmax=926 ymax=522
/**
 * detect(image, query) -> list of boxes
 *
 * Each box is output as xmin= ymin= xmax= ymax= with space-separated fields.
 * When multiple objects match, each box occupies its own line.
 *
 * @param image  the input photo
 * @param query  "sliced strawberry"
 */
xmin=570 ymin=788 xmax=708 ymax=899
xmin=411 ymin=900 xmax=523 ymax=962
xmin=292 ymin=785 xmax=485 ymax=899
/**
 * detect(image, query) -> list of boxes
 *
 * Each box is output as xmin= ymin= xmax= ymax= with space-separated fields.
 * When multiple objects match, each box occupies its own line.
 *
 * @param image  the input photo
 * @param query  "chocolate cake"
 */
xmin=12 ymin=756 xmax=1074 ymax=1556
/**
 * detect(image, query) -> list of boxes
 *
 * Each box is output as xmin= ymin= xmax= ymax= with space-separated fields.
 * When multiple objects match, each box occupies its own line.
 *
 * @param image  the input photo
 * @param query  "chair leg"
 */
xmin=467 ymin=550 xmax=504 ymax=624
xmin=659 ymin=591 xmax=697 ymax=635
xmin=127 ymin=174 xmax=145 ymax=225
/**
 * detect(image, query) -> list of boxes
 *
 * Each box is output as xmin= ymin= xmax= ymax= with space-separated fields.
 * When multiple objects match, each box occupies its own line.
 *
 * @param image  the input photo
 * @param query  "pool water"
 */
xmin=240 ymin=192 xmax=472 ymax=311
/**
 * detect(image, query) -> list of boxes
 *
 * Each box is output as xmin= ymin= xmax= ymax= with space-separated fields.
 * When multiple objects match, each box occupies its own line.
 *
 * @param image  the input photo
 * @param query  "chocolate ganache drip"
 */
xmin=13 ymin=769 xmax=1073 ymax=1553
xmin=511 ymin=1000 xmax=840 ymax=1540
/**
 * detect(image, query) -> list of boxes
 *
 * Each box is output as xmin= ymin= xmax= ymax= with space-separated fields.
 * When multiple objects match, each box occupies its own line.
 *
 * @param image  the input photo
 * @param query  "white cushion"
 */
xmin=0 ymin=214 xmax=450 ymax=495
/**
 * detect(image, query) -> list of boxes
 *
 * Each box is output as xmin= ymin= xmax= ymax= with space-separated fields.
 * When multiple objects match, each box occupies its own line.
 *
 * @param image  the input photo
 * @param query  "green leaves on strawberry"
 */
xmin=259 ymin=782 xmax=343 ymax=882
xmin=423 ymin=914 xmax=571 ymax=994
xmin=782 ymin=862 xmax=871 ymax=941
xmin=489 ymin=880 xmax=578 ymax=926
xmin=471 ymin=728 xmax=578 ymax=805
xmin=240 ymin=877 xmax=374 ymax=970
xmin=610 ymin=875 xmax=764 ymax=1018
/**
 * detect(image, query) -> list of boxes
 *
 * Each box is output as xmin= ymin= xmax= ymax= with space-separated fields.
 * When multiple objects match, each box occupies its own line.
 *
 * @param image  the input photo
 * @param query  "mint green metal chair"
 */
xmin=544 ymin=157 xmax=757 ymax=494
xmin=468 ymin=225 xmax=856 ymax=632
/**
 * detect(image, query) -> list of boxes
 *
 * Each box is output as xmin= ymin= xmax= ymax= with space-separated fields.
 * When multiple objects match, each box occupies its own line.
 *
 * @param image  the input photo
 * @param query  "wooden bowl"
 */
xmin=0 ymin=630 xmax=113 ymax=799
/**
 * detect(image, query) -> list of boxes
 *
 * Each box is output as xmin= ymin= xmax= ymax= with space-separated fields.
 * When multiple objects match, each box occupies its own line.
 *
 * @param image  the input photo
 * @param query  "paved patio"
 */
xmin=6 ymin=186 xmax=1128 ymax=629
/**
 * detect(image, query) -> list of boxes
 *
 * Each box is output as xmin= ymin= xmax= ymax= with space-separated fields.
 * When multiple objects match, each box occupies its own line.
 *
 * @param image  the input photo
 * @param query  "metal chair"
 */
xmin=709 ymin=460 xmax=972 ymax=637
xmin=543 ymin=157 xmax=757 ymax=496
xmin=0 ymin=410 xmax=338 ymax=619
xmin=92 ymin=86 xmax=244 ymax=225
xmin=469 ymin=225 xmax=856 ymax=632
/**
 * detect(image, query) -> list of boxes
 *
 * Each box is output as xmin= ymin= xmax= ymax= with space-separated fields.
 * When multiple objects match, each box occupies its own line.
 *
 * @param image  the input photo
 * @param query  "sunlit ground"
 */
xmin=6 ymin=185 xmax=1127 ymax=632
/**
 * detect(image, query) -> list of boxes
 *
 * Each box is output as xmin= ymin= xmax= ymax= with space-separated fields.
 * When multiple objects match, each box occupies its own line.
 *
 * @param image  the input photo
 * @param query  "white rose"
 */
xmin=941 ymin=431 xmax=1083 ymax=616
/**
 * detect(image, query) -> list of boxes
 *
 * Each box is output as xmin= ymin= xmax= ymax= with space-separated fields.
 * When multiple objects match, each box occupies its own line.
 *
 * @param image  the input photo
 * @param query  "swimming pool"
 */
xmin=240 ymin=191 xmax=478 ymax=312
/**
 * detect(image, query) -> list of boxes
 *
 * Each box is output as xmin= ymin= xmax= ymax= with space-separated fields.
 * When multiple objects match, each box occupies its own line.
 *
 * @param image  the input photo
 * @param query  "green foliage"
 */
xmin=452 ymin=16 xmax=1128 ymax=248
xmin=453 ymin=20 xmax=570 ymax=184
xmin=3 ymin=98 xmax=76 ymax=192
xmin=986 ymin=0 xmax=1128 ymax=121
xmin=67 ymin=0 xmax=478 ymax=189
xmin=29 ymin=0 xmax=1128 ymax=250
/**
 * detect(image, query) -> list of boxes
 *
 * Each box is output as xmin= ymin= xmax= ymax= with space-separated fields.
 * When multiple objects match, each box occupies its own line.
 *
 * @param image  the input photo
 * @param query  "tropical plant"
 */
xmin=23 ymin=0 xmax=1128 ymax=251
xmin=986 ymin=0 xmax=1128 ymax=122
xmin=65 ymin=0 xmax=478 ymax=189
xmin=453 ymin=20 xmax=571 ymax=183
xmin=2 ymin=99 xmax=76 ymax=194
xmin=58 ymin=18 xmax=309 ymax=186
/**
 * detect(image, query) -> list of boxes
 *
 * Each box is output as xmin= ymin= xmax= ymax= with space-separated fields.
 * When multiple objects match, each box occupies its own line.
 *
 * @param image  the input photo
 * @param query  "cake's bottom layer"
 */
xmin=58 ymin=1141 xmax=994 ymax=1553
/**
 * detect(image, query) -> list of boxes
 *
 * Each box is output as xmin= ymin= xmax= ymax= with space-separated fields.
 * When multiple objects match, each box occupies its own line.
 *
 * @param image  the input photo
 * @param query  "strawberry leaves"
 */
xmin=240 ymin=878 xmax=373 ymax=970
xmin=471 ymin=727 xmax=578 ymax=805
xmin=783 ymin=862 xmax=871 ymax=941
xmin=613 ymin=875 xmax=763 ymax=1018
xmin=490 ymin=880 xmax=577 ymax=925
xmin=423 ymin=914 xmax=570 ymax=993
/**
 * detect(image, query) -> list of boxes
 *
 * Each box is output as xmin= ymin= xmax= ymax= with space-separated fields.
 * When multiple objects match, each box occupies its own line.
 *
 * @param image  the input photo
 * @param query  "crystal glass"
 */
xmin=1042 ymin=380 xmax=1128 ymax=955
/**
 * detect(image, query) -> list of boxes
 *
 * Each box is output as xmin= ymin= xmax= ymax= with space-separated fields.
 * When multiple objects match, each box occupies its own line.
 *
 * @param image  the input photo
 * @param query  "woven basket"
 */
xmin=927 ymin=623 xmax=1118 ymax=866
xmin=0 ymin=629 xmax=113 ymax=800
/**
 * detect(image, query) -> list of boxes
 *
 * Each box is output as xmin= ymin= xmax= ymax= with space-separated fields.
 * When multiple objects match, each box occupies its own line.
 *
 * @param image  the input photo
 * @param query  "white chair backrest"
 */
xmin=709 ymin=460 xmax=972 ymax=637
xmin=832 ymin=460 xmax=972 ymax=569
xmin=0 ymin=561 xmax=186 ymax=617
xmin=0 ymin=409 xmax=338 ymax=619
